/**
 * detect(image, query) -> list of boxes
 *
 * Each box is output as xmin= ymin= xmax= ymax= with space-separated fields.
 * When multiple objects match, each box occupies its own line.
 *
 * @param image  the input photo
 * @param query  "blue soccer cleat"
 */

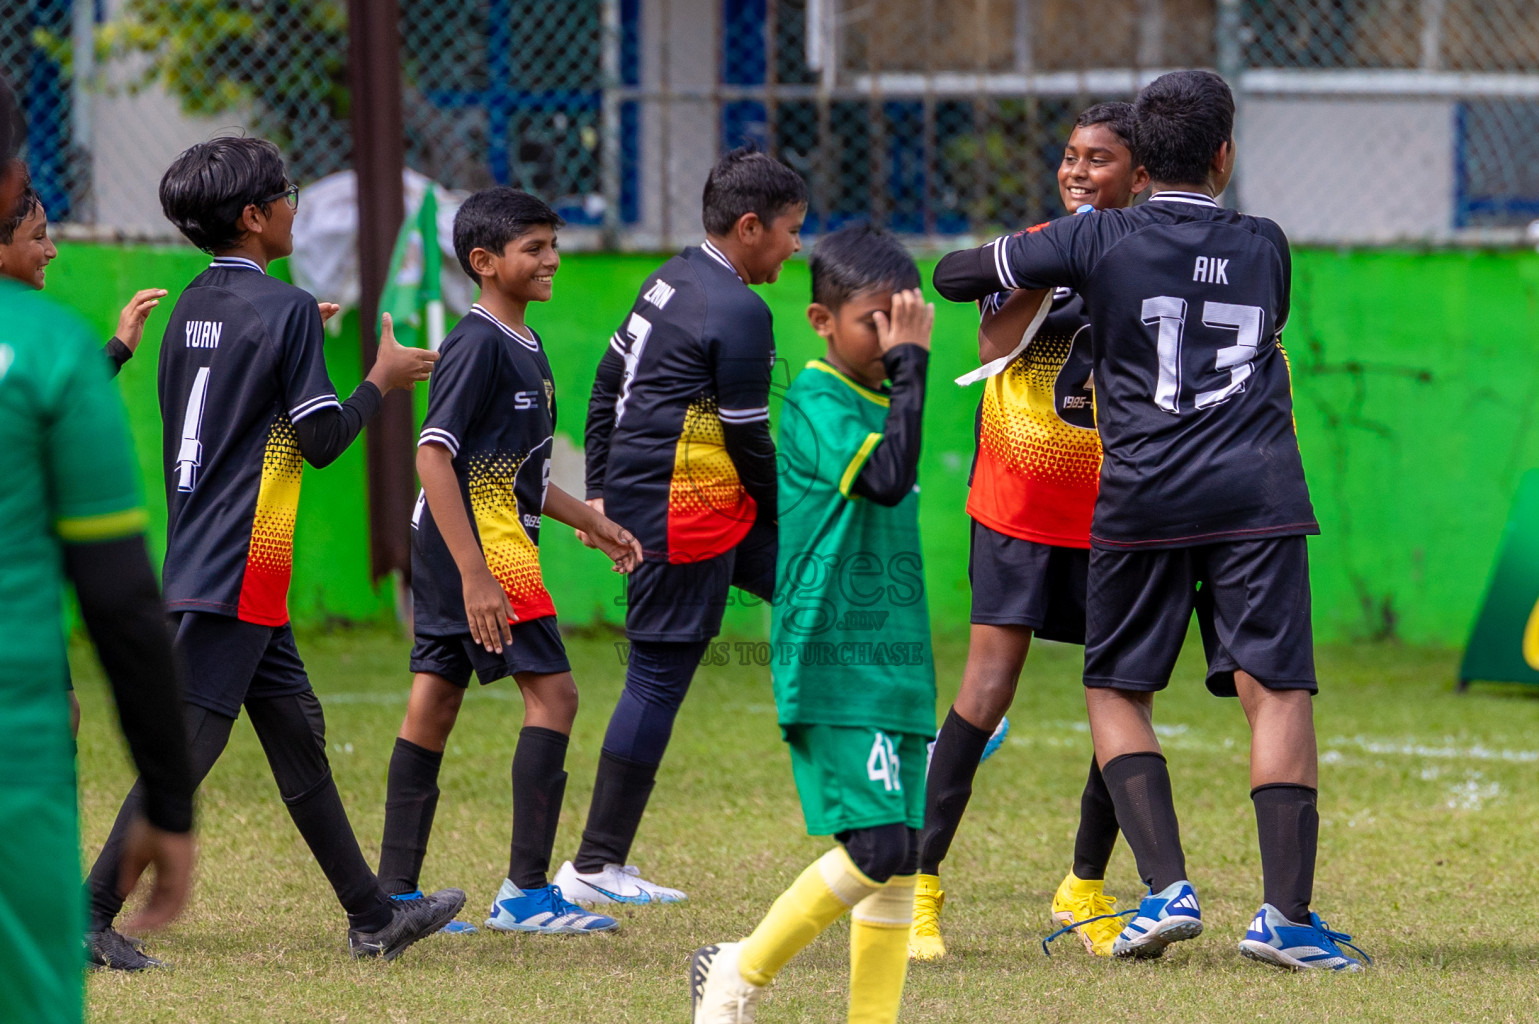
xmin=980 ymin=716 xmax=1010 ymax=762
xmin=484 ymin=879 xmax=621 ymax=934
xmin=1238 ymin=904 xmax=1370 ymax=972
xmin=1111 ymin=879 xmax=1203 ymax=958
xmin=391 ymin=889 xmax=478 ymax=934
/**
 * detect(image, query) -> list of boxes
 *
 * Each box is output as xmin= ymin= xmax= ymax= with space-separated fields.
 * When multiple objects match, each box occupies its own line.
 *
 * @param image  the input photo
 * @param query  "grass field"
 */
xmin=75 ymin=626 xmax=1539 ymax=1023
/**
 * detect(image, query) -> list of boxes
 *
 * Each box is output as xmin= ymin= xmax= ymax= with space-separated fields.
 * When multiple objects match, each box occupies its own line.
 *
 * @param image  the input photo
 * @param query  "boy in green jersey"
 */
xmin=691 ymin=225 xmax=934 ymax=1024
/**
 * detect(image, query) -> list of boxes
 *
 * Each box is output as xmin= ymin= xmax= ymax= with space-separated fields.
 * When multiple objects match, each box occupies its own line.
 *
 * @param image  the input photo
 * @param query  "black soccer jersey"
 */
xmin=935 ymin=191 xmax=1317 ymax=549
xmin=158 ymin=256 xmax=342 ymax=625
xmin=412 ymin=305 xmax=556 ymax=633
xmin=585 ymin=242 xmax=775 ymax=563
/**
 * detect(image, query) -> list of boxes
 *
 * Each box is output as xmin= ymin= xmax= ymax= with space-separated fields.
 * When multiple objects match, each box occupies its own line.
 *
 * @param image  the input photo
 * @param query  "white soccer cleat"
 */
xmin=552 ymin=860 xmax=687 ymax=905
xmin=690 ymin=942 xmax=768 ymax=1024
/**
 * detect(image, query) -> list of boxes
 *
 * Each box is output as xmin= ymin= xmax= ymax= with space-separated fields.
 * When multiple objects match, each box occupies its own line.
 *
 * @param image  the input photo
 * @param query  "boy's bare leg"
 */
xmin=917 ymin=625 xmax=1028 ymax=879
xmin=508 ymin=671 xmax=578 ymax=890
xmin=1235 ymin=670 xmax=1319 ymax=923
xmin=1085 ymin=688 xmax=1187 ymax=893
xmin=379 ymin=673 xmax=463 ymax=894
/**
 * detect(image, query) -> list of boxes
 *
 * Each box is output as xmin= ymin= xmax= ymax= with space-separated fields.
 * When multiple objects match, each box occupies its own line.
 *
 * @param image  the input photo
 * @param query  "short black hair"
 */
xmin=701 ymin=146 xmax=808 ymax=236
xmin=1074 ymin=101 xmax=1137 ymax=154
xmin=810 ymin=224 xmax=920 ymax=310
xmin=0 ymin=183 xmax=42 ymax=245
xmin=1134 ymin=70 xmax=1234 ymax=185
xmin=159 ymin=136 xmax=288 ymax=253
xmin=452 ymin=186 xmax=563 ymax=283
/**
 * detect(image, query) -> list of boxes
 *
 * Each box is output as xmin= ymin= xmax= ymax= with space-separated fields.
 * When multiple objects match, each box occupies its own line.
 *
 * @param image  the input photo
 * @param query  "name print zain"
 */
xmin=185 ymin=320 xmax=224 ymax=349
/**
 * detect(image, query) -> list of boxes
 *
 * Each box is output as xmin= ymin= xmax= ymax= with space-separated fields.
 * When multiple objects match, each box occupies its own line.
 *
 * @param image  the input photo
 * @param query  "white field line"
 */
xmin=1014 ymin=722 xmax=1539 ymax=764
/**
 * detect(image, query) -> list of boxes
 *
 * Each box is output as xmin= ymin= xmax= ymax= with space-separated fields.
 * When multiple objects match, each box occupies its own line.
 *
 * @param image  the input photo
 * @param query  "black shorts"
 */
xmin=410 ymin=616 xmax=570 ymax=687
xmin=968 ymin=520 xmax=1088 ymax=644
xmin=174 ymin=612 xmax=312 ymax=718
xmin=1083 ymin=536 xmax=1316 ymax=697
xmin=624 ymin=521 xmax=776 ymax=642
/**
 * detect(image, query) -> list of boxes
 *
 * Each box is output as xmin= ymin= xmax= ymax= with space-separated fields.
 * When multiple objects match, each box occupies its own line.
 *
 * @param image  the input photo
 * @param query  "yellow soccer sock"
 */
xmin=848 ymin=874 xmax=917 ymax=1024
xmin=738 ymin=846 xmax=881 ymax=988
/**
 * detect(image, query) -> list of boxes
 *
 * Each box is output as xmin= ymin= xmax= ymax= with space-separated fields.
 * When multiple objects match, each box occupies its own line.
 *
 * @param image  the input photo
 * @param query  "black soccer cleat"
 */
xmin=348 ymin=887 xmax=467 ymax=961
xmin=86 ymin=928 xmax=164 ymax=971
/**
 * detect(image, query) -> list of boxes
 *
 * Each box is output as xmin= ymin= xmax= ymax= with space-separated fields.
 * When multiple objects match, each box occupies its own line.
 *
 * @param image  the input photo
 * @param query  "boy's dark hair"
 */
xmin=1075 ymin=101 xmax=1137 ymax=154
xmin=158 ymin=136 xmax=288 ymax=254
xmin=701 ymin=146 xmax=808 ymax=236
xmin=1134 ymin=70 xmax=1234 ymax=185
xmin=0 ymin=183 xmax=42 ymax=244
xmin=810 ymin=224 xmax=920 ymax=310
xmin=452 ymin=186 xmax=564 ymax=283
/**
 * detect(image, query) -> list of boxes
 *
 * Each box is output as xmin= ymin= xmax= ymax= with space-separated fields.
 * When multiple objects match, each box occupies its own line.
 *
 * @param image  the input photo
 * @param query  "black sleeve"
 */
xmin=64 ymin=536 xmax=194 ymax=834
xmin=104 ymin=337 xmax=133 ymax=378
xmin=585 ymin=342 xmax=625 ymax=499
xmin=292 ymin=381 xmax=382 ymax=469
xmin=721 ymin=418 xmax=778 ymax=523
xmin=851 ymin=345 xmax=929 ymax=507
xmin=932 ymin=244 xmax=1005 ymax=303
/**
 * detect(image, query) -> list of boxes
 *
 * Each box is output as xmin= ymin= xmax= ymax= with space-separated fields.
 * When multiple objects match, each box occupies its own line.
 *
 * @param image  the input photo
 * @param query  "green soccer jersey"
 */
xmin=0 ymin=279 xmax=147 ymax=765
xmin=771 ymin=358 xmax=935 ymax=736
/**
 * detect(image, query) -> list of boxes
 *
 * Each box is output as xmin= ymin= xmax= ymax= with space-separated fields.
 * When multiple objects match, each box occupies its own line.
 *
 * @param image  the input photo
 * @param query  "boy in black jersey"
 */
xmin=558 ymin=148 xmax=807 ymax=905
xmin=933 ymin=71 xmax=1367 ymax=971
xmin=83 ymin=137 xmax=467 ymax=969
xmin=377 ymin=187 xmax=643 ymax=936
xmin=915 ymin=103 xmax=1149 ymax=963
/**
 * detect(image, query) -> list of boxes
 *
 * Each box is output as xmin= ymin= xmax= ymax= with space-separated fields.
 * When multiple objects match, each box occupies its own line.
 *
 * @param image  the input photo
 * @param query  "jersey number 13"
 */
xmin=1140 ymin=297 xmax=1264 ymax=414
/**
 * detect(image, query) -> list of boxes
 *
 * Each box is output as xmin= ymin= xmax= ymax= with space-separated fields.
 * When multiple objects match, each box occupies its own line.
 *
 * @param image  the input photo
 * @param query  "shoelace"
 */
xmin=912 ymin=890 xmax=943 ymax=934
xmin=1312 ymin=915 xmax=1373 ymax=967
xmin=1041 ymin=907 xmax=1137 ymax=958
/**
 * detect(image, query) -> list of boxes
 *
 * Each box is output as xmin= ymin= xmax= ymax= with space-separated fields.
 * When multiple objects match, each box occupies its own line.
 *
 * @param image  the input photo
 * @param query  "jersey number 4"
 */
xmin=1140 ymin=297 xmax=1264 ymax=413
xmin=867 ymin=732 xmax=902 ymax=793
xmin=175 ymin=367 xmax=212 ymax=492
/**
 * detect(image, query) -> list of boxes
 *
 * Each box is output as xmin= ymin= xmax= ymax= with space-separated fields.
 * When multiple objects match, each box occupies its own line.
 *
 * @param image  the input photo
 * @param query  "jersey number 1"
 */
xmin=1140 ymin=297 xmax=1264 ymax=413
xmin=175 ymin=367 xmax=212 ymax=492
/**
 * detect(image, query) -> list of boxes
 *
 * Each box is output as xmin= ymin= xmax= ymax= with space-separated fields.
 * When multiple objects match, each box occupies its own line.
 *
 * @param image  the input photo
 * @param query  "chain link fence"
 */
xmin=4 ymin=0 xmax=1537 ymax=246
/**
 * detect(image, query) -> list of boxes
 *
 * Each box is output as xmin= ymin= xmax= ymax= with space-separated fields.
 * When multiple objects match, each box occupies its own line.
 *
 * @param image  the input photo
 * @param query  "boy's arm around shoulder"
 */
xmin=932 ymin=214 xmax=1089 ymax=303
xmin=851 ymin=290 xmax=932 ymax=507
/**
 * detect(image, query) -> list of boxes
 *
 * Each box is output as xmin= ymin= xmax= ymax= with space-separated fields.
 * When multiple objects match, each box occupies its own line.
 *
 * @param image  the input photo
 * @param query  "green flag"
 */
xmin=1460 ymin=469 xmax=1539 ymax=688
xmin=379 ymin=183 xmax=442 ymax=348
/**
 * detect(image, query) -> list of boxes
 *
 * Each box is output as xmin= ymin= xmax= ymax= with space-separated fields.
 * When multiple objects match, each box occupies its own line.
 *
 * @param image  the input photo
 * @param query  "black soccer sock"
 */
xmin=246 ymin=692 xmax=393 ymax=932
xmin=377 ymin=737 xmax=444 ymax=895
xmin=1252 ymin=783 xmax=1318 ymax=924
xmin=86 ymin=702 xmax=233 ymax=932
xmin=917 ymin=707 xmax=992 ymax=876
xmin=1072 ymin=755 xmax=1120 ymax=881
xmin=573 ymin=750 xmax=658 ymax=874
xmin=509 ymin=726 xmax=570 ymax=890
xmin=1100 ymin=751 xmax=1187 ymax=893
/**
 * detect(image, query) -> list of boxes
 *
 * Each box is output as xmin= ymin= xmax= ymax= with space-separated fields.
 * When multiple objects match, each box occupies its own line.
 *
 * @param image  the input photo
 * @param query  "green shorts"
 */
xmin=0 ymin=771 xmax=83 ymax=1024
xmin=785 ymin=724 xmax=928 ymax=836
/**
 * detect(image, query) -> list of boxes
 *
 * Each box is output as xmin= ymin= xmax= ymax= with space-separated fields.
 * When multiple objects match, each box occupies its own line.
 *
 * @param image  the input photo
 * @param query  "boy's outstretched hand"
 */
xmin=115 ymin=288 xmax=169 ymax=354
xmin=579 ymin=514 xmax=643 ymax=573
xmin=874 ymin=288 xmax=934 ymax=353
xmin=367 ymin=312 xmax=439 ymax=393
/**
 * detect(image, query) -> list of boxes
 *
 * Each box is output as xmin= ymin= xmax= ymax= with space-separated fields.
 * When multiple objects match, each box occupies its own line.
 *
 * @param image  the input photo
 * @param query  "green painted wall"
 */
xmin=46 ymin=242 xmax=1539 ymax=645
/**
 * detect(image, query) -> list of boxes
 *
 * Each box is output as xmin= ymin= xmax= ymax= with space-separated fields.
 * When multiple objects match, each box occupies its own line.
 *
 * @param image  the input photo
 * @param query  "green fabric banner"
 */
xmin=1460 ymin=470 xmax=1539 ymax=686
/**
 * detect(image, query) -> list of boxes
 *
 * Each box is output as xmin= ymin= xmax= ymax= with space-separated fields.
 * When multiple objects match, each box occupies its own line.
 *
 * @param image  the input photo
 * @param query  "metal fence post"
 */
xmin=601 ymin=0 xmax=622 ymax=249
xmin=1215 ymin=0 xmax=1244 ymax=209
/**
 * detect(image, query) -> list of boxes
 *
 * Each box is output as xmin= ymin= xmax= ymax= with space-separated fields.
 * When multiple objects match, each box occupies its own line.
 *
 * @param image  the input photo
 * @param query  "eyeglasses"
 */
xmin=259 ymin=183 xmax=300 ymax=211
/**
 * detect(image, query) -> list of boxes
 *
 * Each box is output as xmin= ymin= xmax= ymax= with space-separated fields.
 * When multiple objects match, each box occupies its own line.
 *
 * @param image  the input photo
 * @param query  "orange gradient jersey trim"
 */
xmin=666 ymin=396 xmax=755 ymax=562
xmin=237 ymin=416 xmax=303 ymax=625
xmin=466 ymin=450 xmax=555 ymax=622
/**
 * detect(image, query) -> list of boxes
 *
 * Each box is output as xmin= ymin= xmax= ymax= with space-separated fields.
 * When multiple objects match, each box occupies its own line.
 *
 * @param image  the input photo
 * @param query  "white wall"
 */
xmin=1238 ymin=96 xmax=1456 ymax=245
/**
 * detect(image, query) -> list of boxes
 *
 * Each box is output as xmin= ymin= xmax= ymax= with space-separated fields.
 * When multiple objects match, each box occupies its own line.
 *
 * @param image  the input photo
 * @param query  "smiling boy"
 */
xmin=912 ymin=102 xmax=1149 ymax=961
xmin=376 ymin=187 xmax=643 ymax=936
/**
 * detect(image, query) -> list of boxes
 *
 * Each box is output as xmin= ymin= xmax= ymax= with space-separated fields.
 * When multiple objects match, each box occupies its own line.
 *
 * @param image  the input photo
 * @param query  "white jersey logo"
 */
xmin=642 ymin=279 xmax=676 ymax=310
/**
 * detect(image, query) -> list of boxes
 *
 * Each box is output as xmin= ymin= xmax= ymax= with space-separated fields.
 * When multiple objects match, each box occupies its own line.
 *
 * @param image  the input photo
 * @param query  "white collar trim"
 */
xmin=471 ymin=304 xmax=539 ymax=350
xmin=701 ymin=240 xmax=743 ymax=281
xmin=209 ymin=256 xmax=264 ymax=272
xmin=1148 ymin=191 xmax=1220 ymax=208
